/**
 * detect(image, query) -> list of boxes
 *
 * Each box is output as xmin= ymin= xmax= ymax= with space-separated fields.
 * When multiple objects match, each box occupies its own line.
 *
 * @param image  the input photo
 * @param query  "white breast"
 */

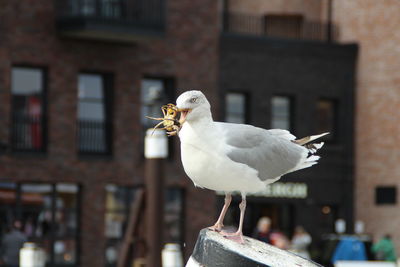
xmin=179 ymin=123 xmax=266 ymax=193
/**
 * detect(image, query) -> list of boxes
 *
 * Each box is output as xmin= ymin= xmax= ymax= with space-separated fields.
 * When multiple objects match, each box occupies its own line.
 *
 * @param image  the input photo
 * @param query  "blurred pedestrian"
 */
xmin=270 ymin=231 xmax=290 ymax=249
xmin=0 ymin=220 xmax=27 ymax=267
xmin=371 ymin=234 xmax=397 ymax=262
xmin=289 ymin=225 xmax=312 ymax=259
xmin=253 ymin=217 xmax=273 ymax=244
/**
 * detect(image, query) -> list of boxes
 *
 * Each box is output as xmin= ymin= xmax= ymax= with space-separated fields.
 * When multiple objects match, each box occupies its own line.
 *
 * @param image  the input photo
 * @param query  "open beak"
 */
xmin=177 ymin=108 xmax=191 ymax=125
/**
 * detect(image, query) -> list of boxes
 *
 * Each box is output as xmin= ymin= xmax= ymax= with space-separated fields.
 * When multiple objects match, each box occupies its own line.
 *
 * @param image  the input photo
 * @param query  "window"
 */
xmin=225 ymin=92 xmax=246 ymax=124
xmin=141 ymin=78 xmax=175 ymax=158
xmin=316 ymin=99 xmax=336 ymax=140
xmin=11 ymin=67 xmax=46 ymax=152
xmin=0 ymin=182 xmax=80 ymax=266
xmin=271 ymin=96 xmax=292 ymax=130
xmin=265 ymin=14 xmax=304 ymax=39
xmin=104 ymin=185 xmax=136 ymax=267
xmin=141 ymin=78 xmax=174 ymax=129
xmin=104 ymin=185 xmax=184 ymax=267
xmin=77 ymin=73 xmax=112 ymax=155
xmin=164 ymin=188 xmax=184 ymax=244
xmin=376 ymin=186 xmax=397 ymax=205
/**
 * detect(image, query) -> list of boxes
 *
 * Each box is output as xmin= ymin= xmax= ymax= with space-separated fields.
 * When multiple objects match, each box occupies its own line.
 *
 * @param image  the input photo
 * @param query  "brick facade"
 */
xmin=0 ymin=0 xmax=219 ymax=266
xmin=333 ymin=0 xmax=400 ymax=255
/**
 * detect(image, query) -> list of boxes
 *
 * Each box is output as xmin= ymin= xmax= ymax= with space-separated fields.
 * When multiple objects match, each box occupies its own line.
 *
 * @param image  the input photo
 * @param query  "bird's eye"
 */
xmin=189 ymin=97 xmax=198 ymax=103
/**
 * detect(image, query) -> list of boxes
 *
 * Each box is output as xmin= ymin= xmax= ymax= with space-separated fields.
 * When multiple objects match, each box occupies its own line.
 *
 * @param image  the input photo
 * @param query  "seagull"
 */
xmin=176 ymin=90 xmax=327 ymax=243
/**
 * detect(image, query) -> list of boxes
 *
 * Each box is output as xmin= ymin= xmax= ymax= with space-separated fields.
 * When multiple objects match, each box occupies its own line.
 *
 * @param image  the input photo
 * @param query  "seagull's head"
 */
xmin=176 ymin=90 xmax=211 ymax=125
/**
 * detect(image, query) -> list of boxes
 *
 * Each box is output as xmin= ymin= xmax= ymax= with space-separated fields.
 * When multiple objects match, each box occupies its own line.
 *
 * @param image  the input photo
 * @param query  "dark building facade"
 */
xmin=0 ymin=0 xmax=219 ymax=266
xmin=219 ymin=34 xmax=357 ymax=262
xmin=0 ymin=0 xmax=358 ymax=266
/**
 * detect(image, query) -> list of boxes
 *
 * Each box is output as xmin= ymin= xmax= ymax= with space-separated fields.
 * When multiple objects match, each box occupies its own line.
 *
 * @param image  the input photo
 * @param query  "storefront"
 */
xmin=0 ymin=182 xmax=185 ymax=267
xmin=217 ymin=173 xmax=352 ymax=262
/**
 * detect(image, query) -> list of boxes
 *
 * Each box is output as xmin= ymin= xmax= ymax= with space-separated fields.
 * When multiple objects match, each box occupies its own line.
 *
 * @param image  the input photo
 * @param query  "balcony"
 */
xmin=222 ymin=12 xmax=338 ymax=42
xmin=55 ymin=0 xmax=166 ymax=43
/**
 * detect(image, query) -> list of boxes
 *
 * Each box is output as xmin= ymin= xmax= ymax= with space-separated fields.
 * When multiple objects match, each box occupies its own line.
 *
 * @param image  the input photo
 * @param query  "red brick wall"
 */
xmin=0 ymin=0 xmax=219 ymax=265
xmin=334 ymin=0 xmax=400 ymax=255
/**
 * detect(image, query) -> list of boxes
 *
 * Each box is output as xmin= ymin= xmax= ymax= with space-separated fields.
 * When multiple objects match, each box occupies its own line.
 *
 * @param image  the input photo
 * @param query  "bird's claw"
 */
xmin=208 ymin=223 xmax=224 ymax=232
xmin=222 ymin=232 xmax=245 ymax=244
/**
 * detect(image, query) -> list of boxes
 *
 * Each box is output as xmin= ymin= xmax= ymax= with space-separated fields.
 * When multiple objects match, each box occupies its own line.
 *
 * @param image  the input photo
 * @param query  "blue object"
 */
xmin=331 ymin=237 xmax=367 ymax=263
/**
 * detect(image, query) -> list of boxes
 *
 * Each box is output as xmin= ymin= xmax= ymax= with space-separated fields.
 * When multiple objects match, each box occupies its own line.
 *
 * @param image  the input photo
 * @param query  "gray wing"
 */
xmin=217 ymin=122 xmax=306 ymax=181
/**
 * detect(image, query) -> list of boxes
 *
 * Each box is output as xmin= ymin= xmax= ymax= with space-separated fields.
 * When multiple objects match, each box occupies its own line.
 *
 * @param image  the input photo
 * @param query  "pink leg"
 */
xmin=208 ymin=193 xmax=232 ymax=232
xmin=222 ymin=194 xmax=246 ymax=244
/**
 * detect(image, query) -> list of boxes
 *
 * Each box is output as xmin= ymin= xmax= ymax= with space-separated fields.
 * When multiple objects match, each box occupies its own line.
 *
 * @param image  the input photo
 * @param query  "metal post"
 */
xmin=145 ymin=129 xmax=168 ymax=267
xmin=326 ymin=0 xmax=333 ymax=42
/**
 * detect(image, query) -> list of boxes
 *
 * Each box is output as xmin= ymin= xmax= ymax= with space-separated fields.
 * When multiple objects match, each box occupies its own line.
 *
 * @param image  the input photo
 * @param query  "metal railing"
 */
xmin=77 ymin=120 xmax=110 ymax=154
xmin=55 ymin=0 xmax=165 ymax=30
xmin=223 ymin=12 xmax=337 ymax=42
xmin=11 ymin=115 xmax=44 ymax=152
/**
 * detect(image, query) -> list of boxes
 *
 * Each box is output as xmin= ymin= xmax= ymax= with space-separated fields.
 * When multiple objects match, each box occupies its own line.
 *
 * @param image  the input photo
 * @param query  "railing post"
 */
xmin=326 ymin=0 xmax=333 ymax=42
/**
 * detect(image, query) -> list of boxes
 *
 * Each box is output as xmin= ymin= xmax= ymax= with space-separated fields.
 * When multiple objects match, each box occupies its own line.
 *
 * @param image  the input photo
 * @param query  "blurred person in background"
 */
xmin=253 ymin=217 xmax=273 ymax=244
xmin=289 ymin=225 xmax=312 ymax=259
xmin=253 ymin=216 xmax=289 ymax=249
xmin=0 ymin=220 xmax=27 ymax=267
xmin=371 ymin=234 xmax=396 ymax=262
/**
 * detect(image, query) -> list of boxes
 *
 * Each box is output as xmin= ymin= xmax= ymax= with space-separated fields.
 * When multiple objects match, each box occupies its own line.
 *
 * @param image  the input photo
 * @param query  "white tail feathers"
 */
xmin=308 ymin=142 xmax=325 ymax=154
xmin=288 ymin=134 xmax=327 ymax=174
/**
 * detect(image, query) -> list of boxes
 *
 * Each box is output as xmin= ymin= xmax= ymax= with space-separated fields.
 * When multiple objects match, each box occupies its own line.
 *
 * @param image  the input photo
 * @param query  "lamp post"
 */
xmin=145 ymin=129 xmax=168 ymax=267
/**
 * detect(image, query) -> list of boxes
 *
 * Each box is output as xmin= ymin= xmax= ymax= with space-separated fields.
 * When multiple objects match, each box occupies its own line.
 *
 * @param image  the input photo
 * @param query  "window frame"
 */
xmin=0 ymin=182 xmax=81 ymax=267
xmin=375 ymin=186 xmax=397 ymax=205
xmin=141 ymin=76 xmax=175 ymax=159
xmin=316 ymin=98 xmax=338 ymax=143
xmin=270 ymin=95 xmax=294 ymax=132
xmin=103 ymin=184 xmax=185 ymax=267
xmin=77 ymin=71 xmax=113 ymax=156
xmin=224 ymin=91 xmax=249 ymax=124
xmin=10 ymin=65 xmax=48 ymax=153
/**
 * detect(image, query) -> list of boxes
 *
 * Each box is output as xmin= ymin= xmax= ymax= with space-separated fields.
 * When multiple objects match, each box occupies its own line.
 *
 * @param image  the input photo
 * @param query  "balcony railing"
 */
xmin=222 ymin=12 xmax=338 ymax=42
xmin=11 ymin=114 xmax=45 ymax=152
xmin=55 ymin=0 xmax=165 ymax=42
xmin=78 ymin=120 xmax=110 ymax=154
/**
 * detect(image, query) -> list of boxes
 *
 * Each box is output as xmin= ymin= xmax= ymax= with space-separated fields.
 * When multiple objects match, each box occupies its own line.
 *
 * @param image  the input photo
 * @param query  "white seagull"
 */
xmin=176 ymin=90 xmax=327 ymax=243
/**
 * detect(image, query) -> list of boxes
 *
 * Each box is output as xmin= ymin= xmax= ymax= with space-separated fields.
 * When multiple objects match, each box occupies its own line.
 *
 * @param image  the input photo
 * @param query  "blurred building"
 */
xmin=333 ymin=0 xmax=400 ymax=256
xmin=219 ymin=0 xmax=357 ymax=263
xmin=0 ymin=0 xmax=218 ymax=266
xmin=0 ymin=0 xmax=361 ymax=266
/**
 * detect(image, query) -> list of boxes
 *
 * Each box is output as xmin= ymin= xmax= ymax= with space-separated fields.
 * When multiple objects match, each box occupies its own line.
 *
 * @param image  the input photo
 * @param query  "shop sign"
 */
xmin=218 ymin=182 xmax=308 ymax=199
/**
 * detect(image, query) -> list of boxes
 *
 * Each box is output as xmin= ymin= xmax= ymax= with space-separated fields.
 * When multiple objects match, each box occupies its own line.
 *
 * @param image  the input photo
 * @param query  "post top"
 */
xmin=145 ymin=128 xmax=168 ymax=159
xmin=188 ymin=228 xmax=322 ymax=267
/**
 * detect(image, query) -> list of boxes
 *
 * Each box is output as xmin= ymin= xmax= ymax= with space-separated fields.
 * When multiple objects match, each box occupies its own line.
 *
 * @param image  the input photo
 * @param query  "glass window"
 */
xmin=54 ymin=184 xmax=79 ymax=264
xmin=141 ymin=79 xmax=170 ymax=128
xmin=225 ymin=93 xmax=246 ymax=124
xmin=316 ymin=99 xmax=336 ymax=140
xmin=77 ymin=73 xmax=111 ymax=154
xmin=104 ymin=185 xmax=136 ymax=266
xmin=376 ymin=186 xmax=397 ymax=205
xmin=164 ymin=188 xmax=184 ymax=244
xmin=104 ymin=185 xmax=184 ymax=267
xmin=0 ymin=183 xmax=80 ymax=266
xmin=265 ymin=14 xmax=304 ymax=39
xmin=0 ymin=183 xmax=18 ymax=235
xmin=271 ymin=96 xmax=291 ymax=130
xmin=11 ymin=67 xmax=46 ymax=152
